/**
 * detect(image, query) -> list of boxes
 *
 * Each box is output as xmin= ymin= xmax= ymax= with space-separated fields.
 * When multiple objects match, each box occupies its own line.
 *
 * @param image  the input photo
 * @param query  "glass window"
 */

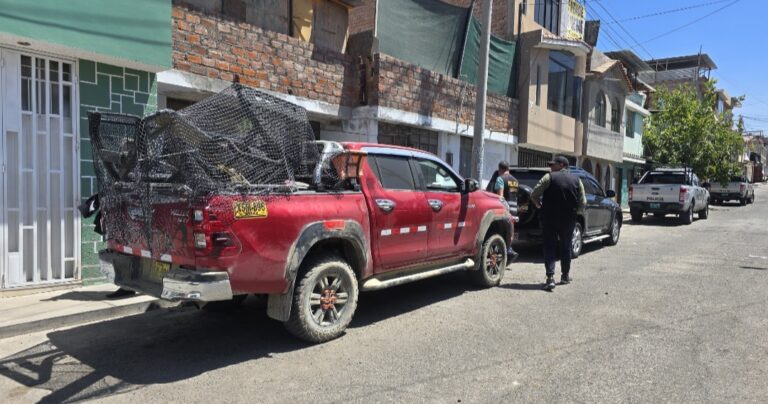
xmin=535 ymin=0 xmax=560 ymax=34
xmin=595 ymin=92 xmax=606 ymax=127
xmin=547 ymin=51 xmax=576 ymax=117
xmin=535 ymin=65 xmax=541 ymax=106
xmin=625 ymin=110 xmax=635 ymax=138
xmin=416 ymin=159 xmax=460 ymax=192
xmin=611 ymin=98 xmax=621 ymax=132
xmin=372 ymin=155 xmax=416 ymax=190
xmin=587 ymin=178 xmax=604 ymax=197
xmin=459 ymin=136 xmax=473 ymax=179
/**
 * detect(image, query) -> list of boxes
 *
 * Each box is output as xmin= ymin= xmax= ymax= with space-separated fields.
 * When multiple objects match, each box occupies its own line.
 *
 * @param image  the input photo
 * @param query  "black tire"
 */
xmin=603 ymin=214 xmax=621 ymax=246
xmin=740 ymin=197 xmax=747 ymax=206
xmin=698 ymin=203 xmax=709 ymax=220
xmin=571 ymin=222 xmax=584 ymax=258
xmin=680 ymin=203 xmax=694 ymax=225
xmin=630 ymin=209 xmax=643 ymax=223
xmin=285 ymin=256 xmax=359 ymax=343
xmin=749 ymin=194 xmax=754 ymax=204
xmin=201 ymin=294 xmax=247 ymax=312
xmin=471 ymin=234 xmax=507 ymax=287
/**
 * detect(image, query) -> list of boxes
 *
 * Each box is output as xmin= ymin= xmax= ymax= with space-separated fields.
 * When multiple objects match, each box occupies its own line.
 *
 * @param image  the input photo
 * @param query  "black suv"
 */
xmin=509 ymin=167 xmax=622 ymax=257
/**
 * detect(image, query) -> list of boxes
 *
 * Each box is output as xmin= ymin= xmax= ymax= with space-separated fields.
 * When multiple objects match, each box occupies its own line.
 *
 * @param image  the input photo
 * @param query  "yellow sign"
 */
xmin=234 ymin=200 xmax=268 ymax=219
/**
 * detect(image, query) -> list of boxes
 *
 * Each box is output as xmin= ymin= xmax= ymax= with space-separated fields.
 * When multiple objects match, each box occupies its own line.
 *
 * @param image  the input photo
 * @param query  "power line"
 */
xmin=603 ymin=0 xmax=734 ymax=24
xmin=641 ymin=0 xmax=742 ymax=44
xmin=590 ymin=1 xmax=656 ymax=60
xmin=585 ymin=9 xmax=625 ymax=51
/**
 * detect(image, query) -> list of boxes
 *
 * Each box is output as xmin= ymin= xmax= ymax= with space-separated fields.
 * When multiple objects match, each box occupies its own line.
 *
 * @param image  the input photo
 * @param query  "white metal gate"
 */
xmin=1 ymin=48 xmax=79 ymax=288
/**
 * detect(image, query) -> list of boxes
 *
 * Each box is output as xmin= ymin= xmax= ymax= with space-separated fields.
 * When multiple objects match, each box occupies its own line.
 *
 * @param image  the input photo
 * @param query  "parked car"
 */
xmin=709 ymin=176 xmax=754 ymax=205
xmin=509 ymin=167 xmax=622 ymax=258
xmin=629 ymin=168 xmax=710 ymax=224
xmin=95 ymin=137 xmax=514 ymax=343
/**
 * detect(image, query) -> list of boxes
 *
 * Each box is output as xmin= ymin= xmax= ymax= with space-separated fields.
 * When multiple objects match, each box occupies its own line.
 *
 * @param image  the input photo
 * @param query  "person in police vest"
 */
xmin=492 ymin=161 xmax=519 ymax=261
xmin=530 ymin=156 xmax=586 ymax=291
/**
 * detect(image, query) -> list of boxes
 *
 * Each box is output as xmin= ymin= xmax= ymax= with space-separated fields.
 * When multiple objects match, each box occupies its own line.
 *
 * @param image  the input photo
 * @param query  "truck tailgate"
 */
xmin=632 ymin=184 xmax=681 ymax=203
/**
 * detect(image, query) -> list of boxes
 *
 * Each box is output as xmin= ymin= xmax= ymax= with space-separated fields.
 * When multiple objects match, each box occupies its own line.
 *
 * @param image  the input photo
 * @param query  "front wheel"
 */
xmin=285 ymin=256 xmax=359 ymax=343
xmin=603 ymin=215 xmax=621 ymax=246
xmin=571 ymin=222 xmax=584 ymax=258
xmin=471 ymin=234 xmax=507 ymax=287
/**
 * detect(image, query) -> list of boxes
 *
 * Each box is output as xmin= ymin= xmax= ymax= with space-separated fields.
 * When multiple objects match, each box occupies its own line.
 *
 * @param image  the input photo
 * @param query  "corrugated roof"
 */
xmin=604 ymin=50 xmax=652 ymax=73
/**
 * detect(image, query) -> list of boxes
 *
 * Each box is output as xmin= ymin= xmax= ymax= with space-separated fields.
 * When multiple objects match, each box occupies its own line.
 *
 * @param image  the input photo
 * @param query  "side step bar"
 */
xmin=583 ymin=234 xmax=610 ymax=245
xmin=360 ymin=259 xmax=475 ymax=292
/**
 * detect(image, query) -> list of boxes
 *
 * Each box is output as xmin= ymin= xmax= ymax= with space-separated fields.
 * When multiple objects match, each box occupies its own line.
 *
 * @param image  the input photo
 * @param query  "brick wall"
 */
xmin=371 ymin=54 xmax=517 ymax=133
xmin=172 ymin=5 xmax=360 ymax=106
xmin=349 ymin=0 xmax=375 ymax=34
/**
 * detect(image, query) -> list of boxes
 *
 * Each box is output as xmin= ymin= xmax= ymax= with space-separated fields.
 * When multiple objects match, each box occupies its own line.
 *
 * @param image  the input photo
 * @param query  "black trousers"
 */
xmin=542 ymin=216 xmax=576 ymax=277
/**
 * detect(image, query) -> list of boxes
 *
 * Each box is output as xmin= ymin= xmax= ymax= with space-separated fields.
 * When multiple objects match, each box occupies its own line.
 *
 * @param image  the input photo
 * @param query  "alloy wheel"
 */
xmin=308 ymin=273 xmax=350 ymax=327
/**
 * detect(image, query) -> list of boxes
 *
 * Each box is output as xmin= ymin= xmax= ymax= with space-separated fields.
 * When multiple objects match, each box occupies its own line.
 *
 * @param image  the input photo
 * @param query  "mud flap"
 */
xmin=267 ymin=286 xmax=294 ymax=322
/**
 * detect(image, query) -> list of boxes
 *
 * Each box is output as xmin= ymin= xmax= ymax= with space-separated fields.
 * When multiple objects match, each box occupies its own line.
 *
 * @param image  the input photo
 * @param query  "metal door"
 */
xmin=1 ymin=49 xmax=79 ymax=288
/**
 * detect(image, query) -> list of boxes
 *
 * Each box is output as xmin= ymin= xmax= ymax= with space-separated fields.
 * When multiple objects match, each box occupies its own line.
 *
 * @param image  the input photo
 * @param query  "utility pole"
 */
xmin=471 ymin=0 xmax=492 ymax=181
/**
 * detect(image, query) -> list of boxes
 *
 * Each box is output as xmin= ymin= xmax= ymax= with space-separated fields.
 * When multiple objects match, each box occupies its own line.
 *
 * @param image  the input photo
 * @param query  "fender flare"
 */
xmin=473 ymin=209 xmax=513 ymax=266
xmin=267 ymin=220 xmax=369 ymax=322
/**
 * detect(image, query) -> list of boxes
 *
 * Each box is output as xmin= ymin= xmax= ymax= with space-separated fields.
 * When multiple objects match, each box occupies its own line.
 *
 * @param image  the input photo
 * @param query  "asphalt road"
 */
xmin=1 ymin=186 xmax=767 ymax=403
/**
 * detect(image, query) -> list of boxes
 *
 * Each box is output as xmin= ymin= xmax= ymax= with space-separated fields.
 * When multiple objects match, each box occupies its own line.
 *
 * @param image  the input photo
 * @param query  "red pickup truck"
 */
xmin=92 ymin=86 xmax=513 ymax=343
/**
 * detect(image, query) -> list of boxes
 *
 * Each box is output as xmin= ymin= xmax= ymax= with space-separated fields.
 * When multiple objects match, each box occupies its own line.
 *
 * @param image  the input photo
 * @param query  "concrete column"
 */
xmin=573 ymin=53 xmax=587 ymax=157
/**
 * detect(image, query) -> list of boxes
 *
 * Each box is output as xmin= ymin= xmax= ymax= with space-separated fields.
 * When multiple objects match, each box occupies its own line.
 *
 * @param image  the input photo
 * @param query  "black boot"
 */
xmin=544 ymin=276 xmax=556 ymax=291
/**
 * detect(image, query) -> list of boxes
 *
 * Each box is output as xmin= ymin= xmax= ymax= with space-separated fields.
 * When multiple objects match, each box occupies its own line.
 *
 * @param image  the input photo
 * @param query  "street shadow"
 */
xmin=498 ymin=283 xmax=546 ymax=292
xmin=41 ymin=291 xmax=117 ymax=302
xmin=739 ymin=266 xmax=767 ymax=271
xmin=0 ymin=274 xmax=478 ymax=403
xmin=622 ymin=216 xmax=690 ymax=227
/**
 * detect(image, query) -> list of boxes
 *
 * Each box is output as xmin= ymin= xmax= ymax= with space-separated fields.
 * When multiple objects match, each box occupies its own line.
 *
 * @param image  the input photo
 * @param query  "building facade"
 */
xmin=0 ymin=0 xmax=170 ymax=289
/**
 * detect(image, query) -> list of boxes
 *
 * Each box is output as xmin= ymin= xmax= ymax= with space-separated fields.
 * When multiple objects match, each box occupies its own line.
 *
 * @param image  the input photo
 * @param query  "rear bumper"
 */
xmin=99 ymin=250 xmax=233 ymax=302
xmin=711 ymin=192 xmax=742 ymax=200
xmin=629 ymin=201 xmax=685 ymax=213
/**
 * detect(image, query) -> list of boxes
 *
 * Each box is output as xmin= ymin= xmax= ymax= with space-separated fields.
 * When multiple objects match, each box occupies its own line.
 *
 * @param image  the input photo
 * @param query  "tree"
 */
xmin=644 ymin=79 xmax=743 ymax=185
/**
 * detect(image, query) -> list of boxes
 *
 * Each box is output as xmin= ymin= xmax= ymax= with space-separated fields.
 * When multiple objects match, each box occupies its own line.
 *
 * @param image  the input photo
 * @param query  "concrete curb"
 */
xmin=0 ymin=299 xmax=161 ymax=340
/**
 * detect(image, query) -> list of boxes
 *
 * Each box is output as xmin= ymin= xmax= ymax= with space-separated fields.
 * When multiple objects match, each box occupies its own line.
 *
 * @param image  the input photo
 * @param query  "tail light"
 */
xmin=191 ymin=207 xmax=241 ymax=257
xmin=628 ymin=185 xmax=634 ymax=201
xmin=679 ymin=187 xmax=688 ymax=203
xmin=740 ymin=183 xmax=746 ymax=193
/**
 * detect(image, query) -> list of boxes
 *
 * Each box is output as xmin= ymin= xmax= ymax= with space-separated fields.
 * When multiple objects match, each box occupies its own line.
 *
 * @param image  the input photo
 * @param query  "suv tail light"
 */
xmin=679 ymin=187 xmax=688 ymax=203
xmin=740 ymin=183 xmax=746 ymax=193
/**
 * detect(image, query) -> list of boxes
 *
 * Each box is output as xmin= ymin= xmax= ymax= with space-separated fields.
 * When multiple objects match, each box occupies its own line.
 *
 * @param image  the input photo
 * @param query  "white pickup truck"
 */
xmin=709 ymin=176 xmax=755 ymax=206
xmin=629 ymin=168 xmax=710 ymax=225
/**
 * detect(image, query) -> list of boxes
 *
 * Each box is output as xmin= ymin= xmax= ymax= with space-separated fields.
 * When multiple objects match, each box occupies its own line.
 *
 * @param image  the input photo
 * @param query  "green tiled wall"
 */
xmin=78 ymin=60 xmax=157 ymax=283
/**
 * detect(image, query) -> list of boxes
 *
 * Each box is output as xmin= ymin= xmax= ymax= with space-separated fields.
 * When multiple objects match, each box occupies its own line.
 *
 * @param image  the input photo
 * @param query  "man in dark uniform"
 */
xmin=531 ymin=156 xmax=586 ymax=291
xmin=491 ymin=161 xmax=520 ymax=261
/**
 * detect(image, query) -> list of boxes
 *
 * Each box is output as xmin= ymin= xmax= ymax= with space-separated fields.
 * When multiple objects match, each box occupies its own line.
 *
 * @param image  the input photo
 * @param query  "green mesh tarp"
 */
xmin=459 ymin=16 xmax=517 ymax=96
xmin=377 ymin=0 xmax=471 ymax=77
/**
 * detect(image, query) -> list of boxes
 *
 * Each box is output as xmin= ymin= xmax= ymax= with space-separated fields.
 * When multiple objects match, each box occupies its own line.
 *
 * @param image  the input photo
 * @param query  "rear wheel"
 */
xmin=471 ymin=234 xmax=507 ymax=287
xmin=740 ymin=197 xmax=747 ymax=206
xmin=571 ymin=222 xmax=583 ymax=258
xmin=698 ymin=203 xmax=709 ymax=220
xmin=285 ymin=256 xmax=359 ymax=343
xmin=603 ymin=215 xmax=620 ymax=246
xmin=630 ymin=209 xmax=643 ymax=223
xmin=680 ymin=203 xmax=694 ymax=225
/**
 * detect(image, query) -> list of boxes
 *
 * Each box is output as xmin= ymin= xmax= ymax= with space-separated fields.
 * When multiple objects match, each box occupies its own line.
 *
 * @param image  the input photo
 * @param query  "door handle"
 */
xmin=375 ymin=199 xmax=396 ymax=213
xmin=428 ymin=199 xmax=443 ymax=212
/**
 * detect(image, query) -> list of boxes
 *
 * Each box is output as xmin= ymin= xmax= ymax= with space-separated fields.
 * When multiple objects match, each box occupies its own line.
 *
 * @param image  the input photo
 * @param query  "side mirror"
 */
xmin=463 ymin=178 xmax=479 ymax=193
xmin=702 ymin=182 xmax=711 ymax=190
xmin=606 ymin=190 xmax=616 ymax=198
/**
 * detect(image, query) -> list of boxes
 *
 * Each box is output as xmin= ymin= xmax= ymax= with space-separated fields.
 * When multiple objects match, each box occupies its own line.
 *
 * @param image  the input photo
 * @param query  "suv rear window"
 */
xmin=641 ymin=173 xmax=687 ymax=185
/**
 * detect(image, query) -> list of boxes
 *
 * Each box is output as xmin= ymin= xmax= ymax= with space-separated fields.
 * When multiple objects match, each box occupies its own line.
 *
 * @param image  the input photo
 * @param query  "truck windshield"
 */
xmin=641 ymin=173 xmax=687 ymax=185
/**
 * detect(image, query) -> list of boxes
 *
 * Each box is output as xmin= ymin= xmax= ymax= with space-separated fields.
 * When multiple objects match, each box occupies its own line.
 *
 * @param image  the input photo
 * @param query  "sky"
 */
xmin=586 ymin=0 xmax=768 ymax=134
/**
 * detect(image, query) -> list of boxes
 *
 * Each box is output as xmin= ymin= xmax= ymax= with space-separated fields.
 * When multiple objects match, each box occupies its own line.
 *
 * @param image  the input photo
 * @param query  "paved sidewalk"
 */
xmin=0 ymin=284 xmax=160 ymax=339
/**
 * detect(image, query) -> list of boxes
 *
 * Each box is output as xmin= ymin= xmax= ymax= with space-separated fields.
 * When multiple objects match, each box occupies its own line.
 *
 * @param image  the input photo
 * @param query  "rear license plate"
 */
xmin=148 ymin=260 xmax=171 ymax=282
xmin=650 ymin=203 xmax=661 ymax=209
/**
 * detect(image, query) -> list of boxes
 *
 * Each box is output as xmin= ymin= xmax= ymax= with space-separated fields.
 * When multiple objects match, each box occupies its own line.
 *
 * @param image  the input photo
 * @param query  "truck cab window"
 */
xmin=371 ymin=155 xmax=416 ymax=190
xmin=416 ymin=159 xmax=460 ymax=192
